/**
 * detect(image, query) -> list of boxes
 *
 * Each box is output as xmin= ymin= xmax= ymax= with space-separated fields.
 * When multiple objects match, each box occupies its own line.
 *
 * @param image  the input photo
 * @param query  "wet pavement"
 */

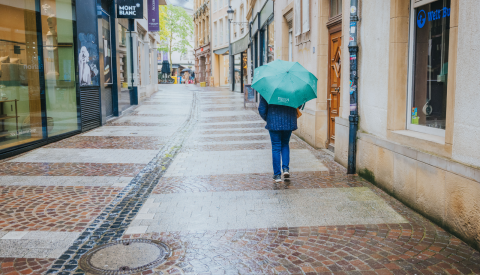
xmin=0 ymin=84 xmax=479 ymax=275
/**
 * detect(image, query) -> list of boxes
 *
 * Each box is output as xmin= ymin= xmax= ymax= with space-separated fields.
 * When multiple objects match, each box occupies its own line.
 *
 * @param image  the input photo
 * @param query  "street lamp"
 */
xmin=227 ymin=4 xmax=234 ymax=91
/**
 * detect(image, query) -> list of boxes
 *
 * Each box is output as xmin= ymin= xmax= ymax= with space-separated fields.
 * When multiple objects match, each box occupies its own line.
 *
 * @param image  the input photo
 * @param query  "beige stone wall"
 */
xmin=355 ymin=133 xmax=480 ymax=250
xmin=334 ymin=0 xmax=480 ymax=250
xmin=273 ymin=0 xmax=332 ymax=149
xmin=451 ymin=0 xmax=480 ymax=167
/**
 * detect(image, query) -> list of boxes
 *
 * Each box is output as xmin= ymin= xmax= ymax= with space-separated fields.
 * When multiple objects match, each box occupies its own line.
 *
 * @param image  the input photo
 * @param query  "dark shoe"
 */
xmin=273 ymin=174 xmax=282 ymax=183
xmin=283 ymin=168 xmax=290 ymax=178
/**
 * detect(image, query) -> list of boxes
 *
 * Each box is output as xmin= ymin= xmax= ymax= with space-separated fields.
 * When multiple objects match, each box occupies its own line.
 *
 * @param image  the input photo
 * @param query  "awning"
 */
xmin=213 ymin=47 xmax=229 ymax=55
xmin=172 ymin=64 xmax=180 ymax=69
xmin=231 ymin=34 xmax=249 ymax=55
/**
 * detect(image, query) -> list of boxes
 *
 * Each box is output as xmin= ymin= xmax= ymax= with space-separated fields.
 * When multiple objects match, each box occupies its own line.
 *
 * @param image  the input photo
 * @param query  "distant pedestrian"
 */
xmin=258 ymin=96 xmax=299 ymax=183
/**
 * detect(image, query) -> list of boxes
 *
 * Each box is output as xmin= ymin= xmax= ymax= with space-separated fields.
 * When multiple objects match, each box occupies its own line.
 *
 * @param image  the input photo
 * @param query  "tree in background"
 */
xmin=158 ymin=4 xmax=193 ymax=70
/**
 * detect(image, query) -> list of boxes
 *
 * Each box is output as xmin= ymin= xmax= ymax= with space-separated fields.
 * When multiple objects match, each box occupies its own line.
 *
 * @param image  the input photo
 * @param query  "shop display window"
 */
xmin=0 ymin=0 xmax=44 ymax=150
xmin=0 ymin=0 xmax=80 ymax=152
xmin=267 ymin=21 xmax=274 ymax=63
xmin=234 ymin=54 xmax=241 ymax=92
xmin=408 ymin=0 xmax=450 ymax=136
xmin=41 ymin=0 xmax=80 ymax=137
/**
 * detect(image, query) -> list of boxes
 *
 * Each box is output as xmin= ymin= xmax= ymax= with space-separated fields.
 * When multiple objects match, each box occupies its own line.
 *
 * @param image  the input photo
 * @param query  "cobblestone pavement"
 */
xmin=0 ymin=85 xmax=479 ymax=275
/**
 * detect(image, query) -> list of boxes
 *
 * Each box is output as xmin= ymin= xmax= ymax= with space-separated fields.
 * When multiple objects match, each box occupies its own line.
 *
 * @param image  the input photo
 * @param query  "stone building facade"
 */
xmin=270 ymin=0 xmax=480 ymax=250
xmin=194 ymin=0 xmax=212 ymax=85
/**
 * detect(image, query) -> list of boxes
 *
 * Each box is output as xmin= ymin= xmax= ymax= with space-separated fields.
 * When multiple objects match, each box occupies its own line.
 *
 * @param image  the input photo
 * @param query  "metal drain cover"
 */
xmin=79 ymin=239 xmax=171 ymax=274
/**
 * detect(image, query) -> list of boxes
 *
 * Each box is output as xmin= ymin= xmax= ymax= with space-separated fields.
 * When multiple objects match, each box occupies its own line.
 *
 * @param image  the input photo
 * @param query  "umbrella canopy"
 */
xmin=182 ymin=68 xmax=192 ymax=73
xmin=252 ymin=60 xmax=317 ymax=108
xmin=161 ymin=60 xmax=171 ymax=74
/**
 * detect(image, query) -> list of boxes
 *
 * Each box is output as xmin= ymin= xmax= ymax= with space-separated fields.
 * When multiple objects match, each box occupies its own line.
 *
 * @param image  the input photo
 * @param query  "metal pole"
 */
xmin=347 ymin=0 xmax=359 ymax=174
xmin=228 ymin=0 xmax=234 ymax=91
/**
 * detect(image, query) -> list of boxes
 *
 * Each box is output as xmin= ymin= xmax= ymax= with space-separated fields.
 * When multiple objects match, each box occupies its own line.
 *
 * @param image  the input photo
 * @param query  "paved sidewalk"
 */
xmin=0 ymin=85 xmax=480 ymax=275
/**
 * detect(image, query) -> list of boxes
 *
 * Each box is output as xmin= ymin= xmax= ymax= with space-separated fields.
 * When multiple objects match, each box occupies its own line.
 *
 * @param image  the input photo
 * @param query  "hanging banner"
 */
xmin=148 ymin=0 xmax=160 ymax=31
xmin=117 ymin=0 xmax=143 ymax=19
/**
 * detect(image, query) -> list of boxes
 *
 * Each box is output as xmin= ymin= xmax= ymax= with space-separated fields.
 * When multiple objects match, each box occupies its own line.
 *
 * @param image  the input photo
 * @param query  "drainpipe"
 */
xmin=347 ymin=0 xmax=359 ymax=174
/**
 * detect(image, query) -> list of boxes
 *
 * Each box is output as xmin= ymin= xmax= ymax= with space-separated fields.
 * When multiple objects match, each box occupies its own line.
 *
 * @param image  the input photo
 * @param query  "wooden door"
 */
xmin=328 ymin=30 xmax=341 ymax=147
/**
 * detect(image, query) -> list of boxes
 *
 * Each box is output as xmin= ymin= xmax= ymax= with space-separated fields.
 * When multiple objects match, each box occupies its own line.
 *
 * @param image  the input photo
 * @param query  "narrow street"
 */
xmin=0 ymin=85 xmax=479 ymax=275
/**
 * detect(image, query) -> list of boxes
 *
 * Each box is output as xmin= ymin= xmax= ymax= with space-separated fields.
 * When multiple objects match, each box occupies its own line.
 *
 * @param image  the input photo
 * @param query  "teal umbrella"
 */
xmin=252 ymin=59 xmax=317 ymax=108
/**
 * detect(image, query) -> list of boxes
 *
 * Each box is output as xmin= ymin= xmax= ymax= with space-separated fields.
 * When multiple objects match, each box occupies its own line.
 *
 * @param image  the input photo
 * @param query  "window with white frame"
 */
xmin=240 ymin=6 xmax=244 ymax=34
xmin=330 ymin=0 xmax=342 ymax=17
xmin=219 ymin=19 xmax=223 ymax=45
xmin=294 ymin=0 xmax=310 ymax=36
xmin=407 ymin=0 xmax=451 ymax=136
xmin=234 ymin=11 xmax=237 ymax=38
xmin=302 ymin=0 xmax=309 ymax=33
xmin=295 ymin=0 xmax=301 ymax=35
xmin=225 ymin=16 xmax=228 ymax=42
xmin=214 ymin=0 xmax=217 ymax=11
xmin=214 ymin=21 xmax=217 ymax=46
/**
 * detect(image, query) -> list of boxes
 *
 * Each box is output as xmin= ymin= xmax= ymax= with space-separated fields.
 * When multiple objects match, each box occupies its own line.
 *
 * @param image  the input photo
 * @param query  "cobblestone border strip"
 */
xmin=46 ymin=90 xmax=199 ymax=275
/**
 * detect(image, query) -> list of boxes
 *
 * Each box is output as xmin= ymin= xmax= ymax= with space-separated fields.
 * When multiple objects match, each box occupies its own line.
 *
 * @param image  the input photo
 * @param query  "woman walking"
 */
xmin=252 ymin=59 xmax=318 ymax=183
xmin=258 ymin=96 xmax=298 ymax=182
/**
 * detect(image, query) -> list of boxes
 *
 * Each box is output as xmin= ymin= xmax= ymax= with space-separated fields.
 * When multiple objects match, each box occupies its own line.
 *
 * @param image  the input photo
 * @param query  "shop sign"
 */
xmin=417 ymin=7 xmax=450 ymax=28
xmin=117 ymin=0 xmax=143 ymax=19
xmin=148 ymin=0 xmax=159 ymax=31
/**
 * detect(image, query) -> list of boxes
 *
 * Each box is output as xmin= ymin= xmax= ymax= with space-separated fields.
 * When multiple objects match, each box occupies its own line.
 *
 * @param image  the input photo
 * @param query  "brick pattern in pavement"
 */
xmin=0 ymin=162 xmax=145 ymax=177
xmin=0 ymin=186 xmax=121 ymax=232
xmin=45 ymin=136 xmax=165 ymax=150
xmin=0 ymin=258 xmax=55 ymax=275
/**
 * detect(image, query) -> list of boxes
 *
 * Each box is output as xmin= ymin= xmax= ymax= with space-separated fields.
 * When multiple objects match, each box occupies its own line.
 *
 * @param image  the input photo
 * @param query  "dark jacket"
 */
xmin=258 ymin=96 xmax=298 ymax=131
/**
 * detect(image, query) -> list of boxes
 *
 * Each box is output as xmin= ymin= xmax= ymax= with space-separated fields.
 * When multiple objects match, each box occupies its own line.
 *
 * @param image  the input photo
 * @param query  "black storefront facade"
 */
xmin=0 ymin=0 xmax=137 ymax=159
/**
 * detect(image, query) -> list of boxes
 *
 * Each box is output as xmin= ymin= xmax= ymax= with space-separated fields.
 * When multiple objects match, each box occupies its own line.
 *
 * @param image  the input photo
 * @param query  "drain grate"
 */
xmin=79 ymin=239 xmax=171 ymax=274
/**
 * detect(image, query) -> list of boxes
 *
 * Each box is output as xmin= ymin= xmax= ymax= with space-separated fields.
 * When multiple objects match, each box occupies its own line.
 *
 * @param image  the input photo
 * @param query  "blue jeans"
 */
xmin=268 ymin=130 xmax=292 ymax=176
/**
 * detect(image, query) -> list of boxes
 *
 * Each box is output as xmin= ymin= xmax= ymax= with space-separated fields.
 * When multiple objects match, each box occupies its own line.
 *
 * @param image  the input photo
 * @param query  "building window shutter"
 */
xmin=295 ymin=0 xmax=301 ymax=36
xmin=302 ymin=0 xmax=309 ymax=33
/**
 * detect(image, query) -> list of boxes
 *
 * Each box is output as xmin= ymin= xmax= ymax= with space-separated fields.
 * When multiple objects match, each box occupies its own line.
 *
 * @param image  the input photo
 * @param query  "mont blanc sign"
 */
xmin=117 ymin=0 xmax=143 ymax=19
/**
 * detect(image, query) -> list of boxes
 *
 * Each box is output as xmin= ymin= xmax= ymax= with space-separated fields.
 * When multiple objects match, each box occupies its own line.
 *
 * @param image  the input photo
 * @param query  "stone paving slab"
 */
xmin=127 ymin=188 xmax=406 ymax=233
xmin=112 ymin=116 xmax=182 ymax=124
xmin=152 ymin=172 xmax=363 ymax=194
xmin=0 ymin=176 xmax=133 ymax=187
xmin=198 ymin=120 xmax=266 ymax=125
xmin=200 ymin=110 xmax=258 ymax=117
xmin=81 ymin=126 xmax=180 ymax=136
xmin=0 ymin=231 xmax=80 ymax=258
xmin=8 ymin=148 xmax=158 ymax=164
xmin=190 ymin=139 xmax=297 ymax=145
xmin=195 ymin=132 xmax=269 ymax=137
xmin=165 ymin=149 xmax=328 ymax=176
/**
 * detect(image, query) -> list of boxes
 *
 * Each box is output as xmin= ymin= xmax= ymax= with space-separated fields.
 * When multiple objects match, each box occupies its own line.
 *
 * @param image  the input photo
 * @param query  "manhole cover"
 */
xmin=79 ymin=239 xmax=171 ymax=274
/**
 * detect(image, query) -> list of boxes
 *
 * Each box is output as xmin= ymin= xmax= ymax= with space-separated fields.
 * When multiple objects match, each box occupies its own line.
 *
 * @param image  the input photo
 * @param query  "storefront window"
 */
xmin=41 ymin=0 xmax=79 ymax=137
xmin=119 ymin=24 xmax=127 ymax=47
xmin=242 ymin=52 xmax=247 ymax=90
xmin=0 ymin=0 xmax=44 ymax=150
xmin=102 ymin=10 xmax=112 ymax=84
xmin=409 ymin=0 xmax=450 ymax=135
xmin=267 ymin=21 xmax=274 ymax=63
xmin=234 ymin=54 xmax=241 ymax=92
